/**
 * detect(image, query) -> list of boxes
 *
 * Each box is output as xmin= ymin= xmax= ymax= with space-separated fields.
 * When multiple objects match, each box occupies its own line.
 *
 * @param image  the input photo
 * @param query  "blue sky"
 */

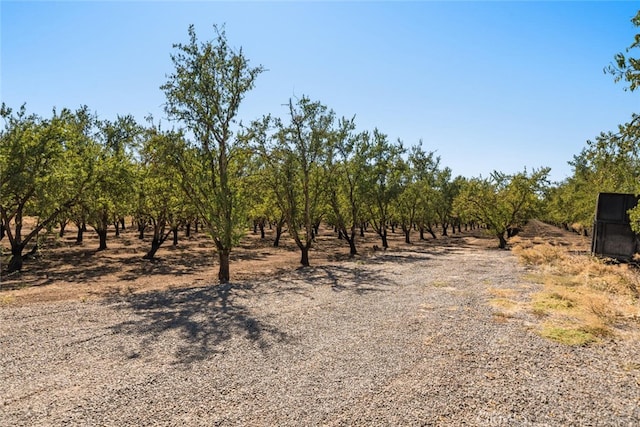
xmin=2 ymin=1 xmax=639 ymax=183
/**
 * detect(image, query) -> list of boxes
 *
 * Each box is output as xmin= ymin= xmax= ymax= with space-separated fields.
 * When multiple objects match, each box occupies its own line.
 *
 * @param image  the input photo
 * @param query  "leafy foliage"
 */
xmin=0 ymin=104 xmax=96 ymax=271
xmin=360 ymin=130 xmax=406 ymax=249
xmin=605 ymin=11 xmax=640 ymax=92
xmin=136 ymin=123 xmax=187 ymax=259
xmin=254 ymin=97 xmax=335 ymax=266
xmin=161 ymin=24 xmax=264 ymax=282
xmin=324 ymin=118 xmax=368 ymax=255
xmin=454 ymin=168 xmax=550 ymax=248
xmin=82 ymin=115 xmax=141 ymax=250
xmin=392 ymin=144 xmax=439 ymax=244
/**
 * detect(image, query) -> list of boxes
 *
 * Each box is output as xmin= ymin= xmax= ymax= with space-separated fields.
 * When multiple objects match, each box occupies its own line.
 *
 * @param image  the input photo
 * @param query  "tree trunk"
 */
xmin=120 ymin=217 xmax=125 ymax=230
xmin=143 ymin=238 xmax=162 ymax=260
xmin=441 ymin=224 xmax=448 ymax=236
xmin=114 ymin=221 xmax=120 ymax=237
xmin=7 ymin=244 xmax=25 ymax=273
xmin=427 ymin=225 xmax=437 ymax=239
xmin=348 ymin=235 xmax=357 ymax=256
xmin=218 ymin=250 xmax=230 ymax=283
xmin=340 ymin=227 xmax=358 ymax=256
xmin=259 ymin=222 xmax=265 ymax=239
xmin=404 ymin=228 xmax=411 ymax=244
xmin=172 ymin=227 xmax=178 ymax=246
xmin=274 ymin=223 xmax=283 ymax=247
xmin=360 ymin=224 xmax=365 ymax=238
xmin=497 ymin=233 xmax=507 ymax=249
xmin=419 ymin=227 xmax=425 ymax=240
xmin=58 ymin=221 xmax=67 ymax=238
xmin=97 ymin=228 xmax=108 ymax=251
xmin=185 ymin=222 xmax=191 ymax=237
xmin=76 ymin=226 xmax=84 ymax=244
xmin=0 ymin=222 xmax=5 ymax=240
xmin=300 ymin=246 xmax=310 ymax=267
xmin=380 ymin=229 xmax=389 ymax=249
xmin=138 ymin=222 xmax=145 ymax=239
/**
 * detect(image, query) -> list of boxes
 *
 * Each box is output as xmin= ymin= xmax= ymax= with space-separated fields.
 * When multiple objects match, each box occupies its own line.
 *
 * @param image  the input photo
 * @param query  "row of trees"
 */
xmin=1 ymin=25 xmax=552 ymax=282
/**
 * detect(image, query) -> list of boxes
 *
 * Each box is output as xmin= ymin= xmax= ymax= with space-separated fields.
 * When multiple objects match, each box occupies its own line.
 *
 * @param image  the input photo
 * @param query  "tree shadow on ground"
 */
xmin=116 ymin=249 xmax=214 ymax=281
xmin=0 ymin=249 xmax=124 ymax=290
xmin=106 ymin=282 xmax=290 ymax=365
xmin=363 ymin=251 xmax=433 ymax=265
xmin=277 ymin=263 xmax=394 ymax=295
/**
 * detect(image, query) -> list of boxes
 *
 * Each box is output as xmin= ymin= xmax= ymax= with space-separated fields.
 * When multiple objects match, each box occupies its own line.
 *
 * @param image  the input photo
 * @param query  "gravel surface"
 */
xmin=2 ymin=246 xmax=639 ymax=426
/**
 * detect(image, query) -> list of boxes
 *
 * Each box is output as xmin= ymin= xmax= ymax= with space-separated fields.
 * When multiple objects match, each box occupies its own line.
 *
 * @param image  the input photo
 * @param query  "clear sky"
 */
xmin=2 ymin=1 xmax=639 ymax=183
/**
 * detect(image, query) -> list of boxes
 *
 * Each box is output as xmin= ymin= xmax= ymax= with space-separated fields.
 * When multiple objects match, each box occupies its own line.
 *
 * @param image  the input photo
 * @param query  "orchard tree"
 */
xmin=136 ymin=124 xmax=187 ymax=259
xmin=454 ymin=168 xmax=550 ymax=248
xmin=391 ymin=157 xmax=414 ymax=244
xmin=161 ymin=24 xmax=264 ymax=283
xmin=393 ymin=144 xmax=439 ymax=244
xmin=83 ymin=115 xmax=140 ymax=251
xmin=547 ymin=118 xmax=640 ymax=233
xmin=254 ymin=97 xmax=335 ymax=266
xmin=431 ymin=167 xmax=461 ymax=236
xmin=325 ymin=118 xmax=370 ymax=256
xmin=416 ymin=184 xmax=440 ymax=240
xmin=244 ymin=117 xmax=286 ymax=246
xmin=576 ymin=122 xmax=640 ymax=193
xmin=360 ymin=130 xmax=406 ymax=249
xmin=244 ymin=147 xmax=286 ymax=244
xmin=0 ymin=105 xmax=95 ymax=272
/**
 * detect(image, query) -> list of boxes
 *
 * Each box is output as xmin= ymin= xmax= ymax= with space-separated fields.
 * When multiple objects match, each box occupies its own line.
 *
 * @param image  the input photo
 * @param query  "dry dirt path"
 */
xmin=1 ymin=245 xmax=639 ymax=426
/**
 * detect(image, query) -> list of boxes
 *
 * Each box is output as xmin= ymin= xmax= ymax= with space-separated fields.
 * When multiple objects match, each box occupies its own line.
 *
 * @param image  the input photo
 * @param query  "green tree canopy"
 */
xmin=161 ymin=24 xmax=264 ymax=283
xmin=81 ymin=115 xmax=141 ymax=251
xmin=325 ymin=117 xmax=369 ymax=255
xmin=454 ymin=168 xmax=550 ymax=248
xmin=360 ymin=130 xmax=406 ymax=249
xmin=0 ymin=104 xmax=96 ymax=272
xmin=254 ymin=97 xmax=335 ymax=266
xmin=606 ymin=11 xmax=640 ymax=91
xmin=136 ymin=123 xmax=187 ymax=259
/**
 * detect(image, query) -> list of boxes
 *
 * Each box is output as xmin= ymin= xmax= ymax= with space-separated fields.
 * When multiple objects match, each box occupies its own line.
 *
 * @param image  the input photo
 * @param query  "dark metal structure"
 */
xmin=591 ymin=192 xmax=640 ymax=261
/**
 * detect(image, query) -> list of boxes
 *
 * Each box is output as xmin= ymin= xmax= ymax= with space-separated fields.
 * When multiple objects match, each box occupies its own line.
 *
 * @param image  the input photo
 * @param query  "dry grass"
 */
xmin=512 ymin=240 xmax=640 ymax=346
xmin=430 ymin=280 xmax=450 ymax=288
xmin=0 ymin=294 xmax=15 ymax=305
xmin=488 ymin=287 xmax=525 ymax=321
xmin=511 ymin=238 xmax=566 ymax=266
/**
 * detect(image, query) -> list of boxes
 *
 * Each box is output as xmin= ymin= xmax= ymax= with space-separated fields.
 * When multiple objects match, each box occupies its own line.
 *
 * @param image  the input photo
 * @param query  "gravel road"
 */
xmin=2 ymin=246 xmax=639 ymax=426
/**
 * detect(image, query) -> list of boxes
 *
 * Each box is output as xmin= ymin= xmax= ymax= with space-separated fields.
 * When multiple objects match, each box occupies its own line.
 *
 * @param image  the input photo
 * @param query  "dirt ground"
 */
xmin=4 ymin=219 xmax=639 ymax=426
xmin=0 ymin=220 xmax=590 ymax=305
